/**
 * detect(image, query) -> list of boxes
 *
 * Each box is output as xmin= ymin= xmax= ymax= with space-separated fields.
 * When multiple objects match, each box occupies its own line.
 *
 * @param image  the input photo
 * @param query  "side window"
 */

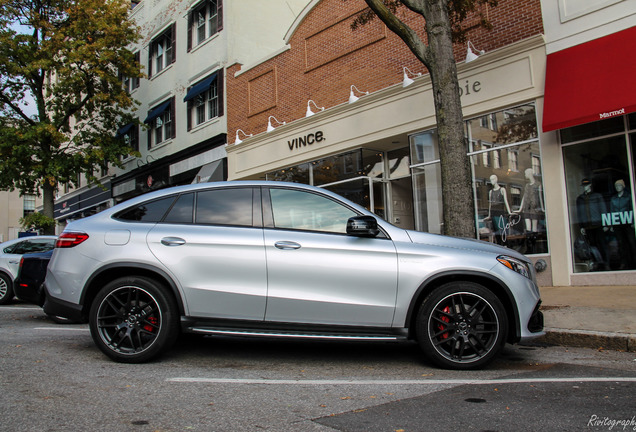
xmin=163 ymin=193 xmax=194 ymax=224
xmin=27 ymin=239 xmax=55 ymax=253
xmin=195 ymin=188 xmax=253 ymax=226
xmin=269 ymin=189 xmax=356 ymax=234
xmin=10 ymin=239 xmax=54 ymax=254
xmin=115 ymin=196 xmax=177 ymax=222
xmin=5 ymin=240 xmax=26 ymax=254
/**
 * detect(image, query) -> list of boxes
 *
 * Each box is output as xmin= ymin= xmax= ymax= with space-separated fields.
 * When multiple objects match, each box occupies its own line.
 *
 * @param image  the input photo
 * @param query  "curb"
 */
xmin=537 ymin=328 xmax=636 ymax=352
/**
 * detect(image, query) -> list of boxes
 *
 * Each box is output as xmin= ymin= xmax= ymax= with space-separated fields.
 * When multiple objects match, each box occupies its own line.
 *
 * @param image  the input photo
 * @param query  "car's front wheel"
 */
xmin=416 ymin=282 xmax=507 ymax=370
xmin=89 ymin=276 xmax=179 ymax=363
xmin=0 ymin=273 xmax=13 ymax=305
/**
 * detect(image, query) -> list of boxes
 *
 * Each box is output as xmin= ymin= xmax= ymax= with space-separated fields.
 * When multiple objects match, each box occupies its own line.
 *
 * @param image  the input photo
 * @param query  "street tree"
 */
xmin=354 ymin=0 xmax=496 ymax=238
xmin=0 ymin=0 xmax=142 ymax=234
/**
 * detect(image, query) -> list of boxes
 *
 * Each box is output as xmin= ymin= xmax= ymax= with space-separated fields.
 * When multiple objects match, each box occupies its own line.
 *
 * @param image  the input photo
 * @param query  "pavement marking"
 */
xmin=167 ymin=377 xmax=636 ymax=385
xmin=34 ymin=327 xmax=90 ymax=332
xmin=2 ymin=306 xmax=41 ymax=310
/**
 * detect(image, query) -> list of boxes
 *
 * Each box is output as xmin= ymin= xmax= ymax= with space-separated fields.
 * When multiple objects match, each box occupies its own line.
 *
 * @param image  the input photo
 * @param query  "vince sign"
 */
xmin=288 ymin=131 xmax=325 ymax=151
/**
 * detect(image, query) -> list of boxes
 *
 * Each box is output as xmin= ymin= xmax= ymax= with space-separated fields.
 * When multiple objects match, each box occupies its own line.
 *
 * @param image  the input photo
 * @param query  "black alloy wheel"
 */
xmin=89 ymin=276 xmax=179 ymax=363
xmin=0 ymin=273 xmax=13 ymax=305
xmin=417 ymin=282 xmax=507 ymax=370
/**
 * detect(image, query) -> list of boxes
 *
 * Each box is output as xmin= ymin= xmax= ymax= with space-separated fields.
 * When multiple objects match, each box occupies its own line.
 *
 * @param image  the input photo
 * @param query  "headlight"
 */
xmin=497 ymin=255 xmax=531 ymax=279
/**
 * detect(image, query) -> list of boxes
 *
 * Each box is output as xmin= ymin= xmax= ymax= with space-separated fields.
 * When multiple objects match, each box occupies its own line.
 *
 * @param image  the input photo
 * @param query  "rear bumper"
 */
xmin=42 ymin=284 xmax=85 ymax=323
xmin=14 ymin=281 xmax=46 ymax=306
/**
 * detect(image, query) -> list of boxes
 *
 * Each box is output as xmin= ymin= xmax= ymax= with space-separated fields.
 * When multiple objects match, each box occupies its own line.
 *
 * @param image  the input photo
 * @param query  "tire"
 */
xmin=0 ymin=273 xmax=14 ymax=305
xmin=89 ymin=276 xmax=179 ymax=363
xmin=416 ymin=282 xmax=507 ymax=370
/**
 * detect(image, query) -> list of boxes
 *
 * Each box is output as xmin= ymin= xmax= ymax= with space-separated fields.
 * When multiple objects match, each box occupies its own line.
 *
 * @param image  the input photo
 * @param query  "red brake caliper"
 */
xmin=144 ymin=316 xmax=158 ymax=333
xmin=437 ymin=306 xmax=451 ymax=339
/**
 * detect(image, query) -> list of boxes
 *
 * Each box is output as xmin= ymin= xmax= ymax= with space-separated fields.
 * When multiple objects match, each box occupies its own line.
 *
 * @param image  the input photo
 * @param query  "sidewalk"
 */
xmin=536 ymin=285 xmax=636 ymax=352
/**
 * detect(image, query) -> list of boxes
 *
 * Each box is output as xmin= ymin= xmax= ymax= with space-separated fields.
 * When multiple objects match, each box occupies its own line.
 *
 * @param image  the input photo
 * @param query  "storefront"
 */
xmin=542 ymin=26 xmax=636 ymax=286
xmin=111 ymin=136 xmax=227 ymax=204
xmin=227 ymin=35 xmax=554 ymax=286
xmin=54 ymin=180 xmax=113 ymax=223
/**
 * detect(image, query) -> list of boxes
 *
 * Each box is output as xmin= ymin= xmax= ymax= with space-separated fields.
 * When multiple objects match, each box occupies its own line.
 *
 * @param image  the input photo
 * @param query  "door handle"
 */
xmin=274 ymin=241 xmax=301 ymax=250
xmin=161 ymin=237 xmax=186 ymax=246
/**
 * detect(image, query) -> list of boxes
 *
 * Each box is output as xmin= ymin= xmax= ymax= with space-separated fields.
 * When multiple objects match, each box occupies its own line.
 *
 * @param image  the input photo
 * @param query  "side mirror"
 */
xmin=346 ymin=216 xmax=379 ymax=238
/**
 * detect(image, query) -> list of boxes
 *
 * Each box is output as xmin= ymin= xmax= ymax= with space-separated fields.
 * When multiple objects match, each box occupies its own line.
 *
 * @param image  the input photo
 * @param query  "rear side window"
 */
xmin=195 ymin=188 xmax=253 ymax=226
xmin=115 ymin=196 xmax=177 ymax=222
xmin=164 ymin=193 xmax=194 ymax=224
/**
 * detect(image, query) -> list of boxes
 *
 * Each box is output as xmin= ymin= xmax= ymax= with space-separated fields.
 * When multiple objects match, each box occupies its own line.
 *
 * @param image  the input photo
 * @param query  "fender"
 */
xmin=79 ymin=262 xmax=186 ymax=315
xmin=404 ymin=269 xmax=521 ymax=340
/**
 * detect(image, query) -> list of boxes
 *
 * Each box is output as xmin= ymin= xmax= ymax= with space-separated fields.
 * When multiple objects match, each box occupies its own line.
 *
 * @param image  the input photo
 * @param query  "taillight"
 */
xmin=55 ymin=232 xmax=89 ymax=248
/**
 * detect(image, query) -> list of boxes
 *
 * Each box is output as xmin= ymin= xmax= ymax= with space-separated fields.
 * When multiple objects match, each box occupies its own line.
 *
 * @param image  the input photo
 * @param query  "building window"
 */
xmin=508 ymin=150 xmax=519 ymax=172
xmin=187 ymin=0 xmax=223 ymax=51
xmin=121 ymin=51 xmax=140 ymax=93
xmin=185 ymin=71 xmax=224 ymax=130
xmin=148 ymin=24 xmax=176 ymax=78
xmin=23 ymin=194 xmax=36 ymax=217
xmin=144 ymin=98 xmax=175 ymax=148
xmin=118 ymin=123 xmax=139 ymax=155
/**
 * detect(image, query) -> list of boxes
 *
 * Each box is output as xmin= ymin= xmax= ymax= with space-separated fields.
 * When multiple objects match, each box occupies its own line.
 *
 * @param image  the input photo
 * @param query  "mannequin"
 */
xmin=609 ymin=179 xmax=636 ymax=269
xmin=576 ymin=178 xmax=608 ymax=270
xmin=516 ymin=168 xmax=544 ymax=232
xmin=515 ymin=168 xmax=544 ymax=253
xmin=484 ymin=174 xmax=511 ymax=244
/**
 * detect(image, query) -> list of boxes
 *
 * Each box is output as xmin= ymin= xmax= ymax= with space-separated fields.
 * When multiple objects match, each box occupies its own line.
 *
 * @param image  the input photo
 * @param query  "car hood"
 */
xmin=403 ymin=229 xmax=529 ymax=261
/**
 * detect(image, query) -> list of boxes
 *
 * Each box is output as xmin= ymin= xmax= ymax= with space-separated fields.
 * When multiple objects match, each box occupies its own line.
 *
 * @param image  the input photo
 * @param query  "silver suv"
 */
xmin=44 ymin=181 xmax=543 ymax=369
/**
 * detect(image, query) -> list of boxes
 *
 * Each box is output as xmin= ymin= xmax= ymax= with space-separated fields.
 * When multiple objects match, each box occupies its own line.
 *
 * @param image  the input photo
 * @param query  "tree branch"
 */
xmin=363 ymin=0 xmax=432 ymax=68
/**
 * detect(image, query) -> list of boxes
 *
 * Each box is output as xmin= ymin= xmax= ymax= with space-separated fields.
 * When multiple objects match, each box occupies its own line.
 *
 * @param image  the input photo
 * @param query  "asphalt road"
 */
xmin=1 ymin=304 xmax=635 ymax=432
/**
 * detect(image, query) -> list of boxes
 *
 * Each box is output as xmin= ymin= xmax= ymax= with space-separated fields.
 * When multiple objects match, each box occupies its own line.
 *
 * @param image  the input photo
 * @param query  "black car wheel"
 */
xmin=89 ymin=276 xmax=179 ymax=363
xmin=416 ymin=282 xmax=507 ymax=370
xmin=0 ymin=273 xmax=14 ymax=305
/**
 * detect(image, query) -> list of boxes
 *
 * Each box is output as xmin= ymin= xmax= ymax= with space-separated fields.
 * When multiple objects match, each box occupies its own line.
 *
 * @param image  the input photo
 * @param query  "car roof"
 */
xmin=103 ymin=180 xmax=371 ymax=218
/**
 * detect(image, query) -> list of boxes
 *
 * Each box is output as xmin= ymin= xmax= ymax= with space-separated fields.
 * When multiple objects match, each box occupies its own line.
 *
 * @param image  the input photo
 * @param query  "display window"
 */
xmin=468 ymin=103 xmax=547 ymax=254
xmin=563 ymin=114 xmax=636 ymax=272
xmin=409 ymin=103 xmax=547 ymax=254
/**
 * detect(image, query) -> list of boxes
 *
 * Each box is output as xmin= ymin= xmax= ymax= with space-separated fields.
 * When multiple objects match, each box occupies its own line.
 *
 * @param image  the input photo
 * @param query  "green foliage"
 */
xmin=19 ymin=211 xmax=56 ymax=233
xmin=0 ymin=0 xmax=142 ymax=213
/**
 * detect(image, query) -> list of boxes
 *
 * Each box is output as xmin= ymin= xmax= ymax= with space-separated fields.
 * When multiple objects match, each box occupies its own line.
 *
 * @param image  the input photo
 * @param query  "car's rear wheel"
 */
xmin=0 ymin=273 xmax=13 ymax=305
xmin=416 ymin=282 xmax=507 ymax=370
xmin=89 ymin=276 xmax=179 ymax=363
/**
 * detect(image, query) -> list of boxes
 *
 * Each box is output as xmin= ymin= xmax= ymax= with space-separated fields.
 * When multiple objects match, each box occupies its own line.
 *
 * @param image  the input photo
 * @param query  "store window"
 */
xmin=410 ymin=131 xmax=443 ymax=234
xmin=410 ymin=104 xmax=546 ymax=253
xmin=469 ymin=103 xmax=546 ymax=254
xmin=562 ymin=114 xmax=636 ymax=272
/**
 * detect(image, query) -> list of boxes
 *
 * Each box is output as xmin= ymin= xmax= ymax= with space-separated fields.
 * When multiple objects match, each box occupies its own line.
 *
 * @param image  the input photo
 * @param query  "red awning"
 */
xmin=542 ymin=26 xmax=636 ymax=132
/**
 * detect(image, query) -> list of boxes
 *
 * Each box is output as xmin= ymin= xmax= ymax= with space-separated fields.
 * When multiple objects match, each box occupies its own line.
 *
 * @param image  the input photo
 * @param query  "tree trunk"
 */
xmin=42 ymin=181 xmax=56 ymax=235
xmin=423 ymin=0 xmax=476 ymax=238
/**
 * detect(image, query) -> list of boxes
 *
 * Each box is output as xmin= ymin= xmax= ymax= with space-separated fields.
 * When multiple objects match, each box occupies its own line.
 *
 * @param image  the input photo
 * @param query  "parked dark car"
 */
xmin=15 ymin=250 xmax=73 ymax=324
xmin=14 ymin=250 xmax=53 ymax=306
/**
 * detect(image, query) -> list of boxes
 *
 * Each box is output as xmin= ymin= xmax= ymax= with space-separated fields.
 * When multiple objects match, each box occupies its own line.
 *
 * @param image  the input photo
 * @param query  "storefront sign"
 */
xmin=602 ymin=211 xmax=633 ymax=226
xmin=288 ymin=131 xmax=325 ymax=151
xmin=458 ymin=79 xmax=481 ymax=97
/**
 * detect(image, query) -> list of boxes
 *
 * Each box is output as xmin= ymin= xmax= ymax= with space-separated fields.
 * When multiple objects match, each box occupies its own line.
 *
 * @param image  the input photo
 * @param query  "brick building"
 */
xmin=225 ymin=0 xmax=553 ymax=284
